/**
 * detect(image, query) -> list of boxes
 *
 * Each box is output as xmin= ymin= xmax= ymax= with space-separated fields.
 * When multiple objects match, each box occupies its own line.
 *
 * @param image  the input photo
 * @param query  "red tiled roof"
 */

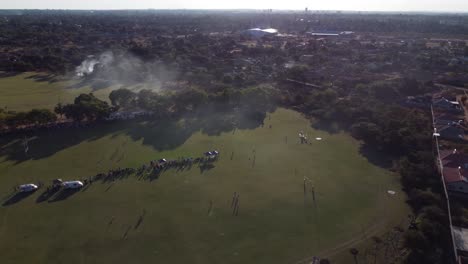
xmin=440 ymin=150 xmax=468 ymax=183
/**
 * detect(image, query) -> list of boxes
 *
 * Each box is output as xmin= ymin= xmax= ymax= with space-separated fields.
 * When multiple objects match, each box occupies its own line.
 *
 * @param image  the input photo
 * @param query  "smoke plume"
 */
xmin=75 ymin=52 xmax=114 ymax=77
xmin=73 ymin=51 xmax=179 ymax=91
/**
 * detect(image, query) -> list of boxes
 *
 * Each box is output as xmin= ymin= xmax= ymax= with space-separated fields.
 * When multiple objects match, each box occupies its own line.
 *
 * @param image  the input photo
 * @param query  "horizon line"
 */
xmin=0 ymin=8 xmax=468 ymax=14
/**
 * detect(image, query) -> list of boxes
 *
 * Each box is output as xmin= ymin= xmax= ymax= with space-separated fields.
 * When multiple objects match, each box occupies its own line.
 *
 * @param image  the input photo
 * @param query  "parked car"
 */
xmin=18 ymin=184 xmax=38 ymax=193
xmin=62 ymin=181 xmax=84 ymax=189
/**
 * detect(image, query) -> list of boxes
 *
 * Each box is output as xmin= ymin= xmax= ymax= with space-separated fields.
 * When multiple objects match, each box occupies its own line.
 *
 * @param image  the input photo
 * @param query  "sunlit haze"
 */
xmin=1 ymin=0 xmax=468 ymax=12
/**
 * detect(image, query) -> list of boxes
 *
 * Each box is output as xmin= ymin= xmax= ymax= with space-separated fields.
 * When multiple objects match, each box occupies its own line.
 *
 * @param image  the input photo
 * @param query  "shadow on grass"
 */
xmin=67 ymin=78 xmax=115 ymax=91
xmin=48 ymin=188 xmax=80 ymax=203
xmin=0 ymin=107 xmax=272 ymax=163
xmin=146 ymin=170 xmax=162 ymax=182
xmin=2 ymin=191 xmax=35 ymax=206
xmin=199 ymin=163 xmax=216 ymax=173
xmin=134 ymin=215 xmax=144 ymax=229
xmin=100 ymin=171 xmax=134 ymax=183
xmin=0 ymin=72 xmax=21 ymax=78
xmin=359 ymin=142 xmax=395 ymax=169
xmin=36 ymin=187 xmax=60 ymax=203
xmin=0 ymin=123 xmax=123 ymax=164
xmin=311 ymin=120 xmax=394 ymax=169
xmin=25 ymin=73 xmax=60 ymax=83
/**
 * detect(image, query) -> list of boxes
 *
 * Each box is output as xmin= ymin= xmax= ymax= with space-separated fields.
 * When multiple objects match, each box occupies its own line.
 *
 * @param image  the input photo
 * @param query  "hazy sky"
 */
xmin=1 ymin=0 xmax=468 ymax=12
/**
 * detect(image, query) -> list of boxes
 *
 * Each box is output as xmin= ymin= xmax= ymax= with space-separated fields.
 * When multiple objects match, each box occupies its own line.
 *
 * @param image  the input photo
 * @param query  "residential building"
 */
xmin=433 ymin=97 xmax=463 ymax=113
xmin=436 ymin=124 xmax=465 ymax=141
xmin=440 ymin=149 xmax=468 ymax=195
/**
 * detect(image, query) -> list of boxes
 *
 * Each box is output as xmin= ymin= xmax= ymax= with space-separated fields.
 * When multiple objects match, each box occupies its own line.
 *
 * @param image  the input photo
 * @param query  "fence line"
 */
xmin=431 ymin=105 xmax=460 ymax=264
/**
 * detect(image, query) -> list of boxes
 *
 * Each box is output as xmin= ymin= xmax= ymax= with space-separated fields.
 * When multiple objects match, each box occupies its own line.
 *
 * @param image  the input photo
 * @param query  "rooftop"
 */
xmin=440 ymin=150 xmax=468 ymax=183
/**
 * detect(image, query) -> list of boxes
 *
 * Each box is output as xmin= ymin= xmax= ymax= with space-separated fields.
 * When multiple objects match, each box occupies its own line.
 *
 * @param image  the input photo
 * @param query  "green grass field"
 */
xmin=0 ymin=108 xmax=408 ymax=264
xmin=0 ymin=72 xmax=119 ymax=111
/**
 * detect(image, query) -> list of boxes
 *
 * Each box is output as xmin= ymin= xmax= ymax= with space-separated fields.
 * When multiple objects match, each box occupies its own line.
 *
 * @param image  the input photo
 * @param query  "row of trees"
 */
xmin=0 ymin=93 xmax=113 ymax=131
xmin=109 ymin=85 xmax=277 ymax=116
xmin=1 ymin=84 xmax=278 ymax=132
xmin=0 ymin=108 xmax=56 ymax=129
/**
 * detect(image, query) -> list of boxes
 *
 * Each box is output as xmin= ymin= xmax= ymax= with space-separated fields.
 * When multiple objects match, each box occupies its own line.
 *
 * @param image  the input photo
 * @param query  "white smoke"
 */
xmin=75 ymin=58 xmax=98 ymax=77
xmin=73 ymin=50 xmax=179 ymax=92
xmin=75 ymin=52 xmax=114 ymax=77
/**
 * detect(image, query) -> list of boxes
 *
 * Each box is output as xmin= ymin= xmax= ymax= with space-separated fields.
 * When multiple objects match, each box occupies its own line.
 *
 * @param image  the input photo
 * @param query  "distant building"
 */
xmin=306 ymin=31 xmax=354 ymax=37
xmin=308 ymin=32 xmax=340 ymax=37
xmin=244 ymin=28 xmax=278 ymax=38
xmin=403 ymin=96 xmax=463 ymax=114
xmin=440 ymin=149 xmax=468 ymax=195
xmin=433 ymin=97 xmax=463 ymax=113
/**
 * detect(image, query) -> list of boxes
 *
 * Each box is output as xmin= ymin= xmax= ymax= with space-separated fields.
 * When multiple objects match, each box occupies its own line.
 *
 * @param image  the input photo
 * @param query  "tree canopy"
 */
xmin=61 ymin=93 xmax=112 ymax=121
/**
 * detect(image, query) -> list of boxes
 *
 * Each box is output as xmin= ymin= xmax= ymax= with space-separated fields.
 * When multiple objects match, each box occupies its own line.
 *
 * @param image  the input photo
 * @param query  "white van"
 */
xmin=62 ymin=181 xmax=84 ymax=189
xmin=18 ymin=184 xmax=38 ymax=193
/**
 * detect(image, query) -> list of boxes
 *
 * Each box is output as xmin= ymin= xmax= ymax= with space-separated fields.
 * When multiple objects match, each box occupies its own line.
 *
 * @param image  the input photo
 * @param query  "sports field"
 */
xmin=0 ymin=108 xmax=408 ymax=264
xmin=0 ymin=73 xmax=118 ymax=111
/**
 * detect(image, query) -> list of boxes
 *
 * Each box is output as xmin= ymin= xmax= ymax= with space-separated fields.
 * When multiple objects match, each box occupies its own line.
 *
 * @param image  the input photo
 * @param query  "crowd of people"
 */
xmin=13 ymin=150 xmax=221 ymax=205
xmin=86 ymin=151 xmax=220 ymax=184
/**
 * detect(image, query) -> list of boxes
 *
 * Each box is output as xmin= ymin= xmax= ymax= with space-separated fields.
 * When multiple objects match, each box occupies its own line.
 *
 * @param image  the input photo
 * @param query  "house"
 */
xmin=436 ymin=123 xmax=464 ymax=141
xmin=440 ymin=149 xmax=468 ymax=195
xmin=434 ymin=113 xmax=463 ymax=127
xmin=433 ymin=97 xmax=463 ymax=113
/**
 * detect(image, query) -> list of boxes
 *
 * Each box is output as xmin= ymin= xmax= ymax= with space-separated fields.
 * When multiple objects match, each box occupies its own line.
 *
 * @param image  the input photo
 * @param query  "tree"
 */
xmin=54 ymin=103 xmax=65 ymax=118
xmin=137 ymin=89 xmax=156 ymax=110
xmin=136 ymin=89 xmax=171 ymax=118
xmin=109 ymin=88 xmax=137 ymax=108
xmin=350 ymin=122 xmax=382 ymax=145
xmin=407 ymin=189 xmax=441 ymax=212
xmin=404 ymin=230 xmax=428 ymax=251
xmin=367 ymin=81 xmax=399 ymax=101
xmin=25 ymin=109 xmax=57 ymax=124
xmin=241 ymin=86 xmax=274 ymax=111
xmin=61 ymin=104 xmax=86 ymax=121
xmin=305 ymin=88 xmax=338 ymax=111
xmin=286 ymin=65 xmax=309 ymax=82
xmin=6 ymin=112 xmax=28 ymax=127
xmin=0 ymin=111 xmax=5 ymax=129
xmin=61 ymin=93 xmax=112 ymax=121
xmin=173 ymin=88 xmax=208 ymax=113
